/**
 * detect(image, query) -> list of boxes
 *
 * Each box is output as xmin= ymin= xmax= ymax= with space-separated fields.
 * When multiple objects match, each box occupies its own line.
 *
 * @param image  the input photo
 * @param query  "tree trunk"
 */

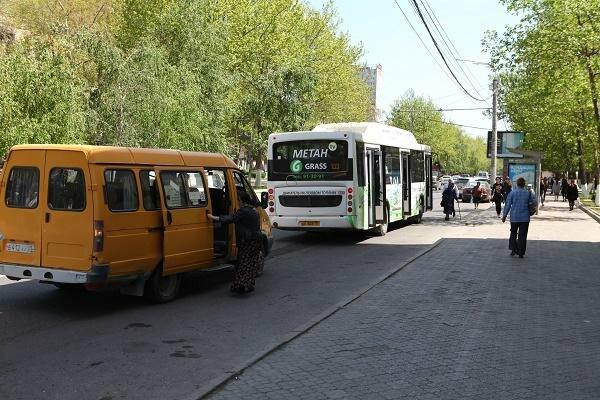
xmin=584 ymin=61 xmax=600 ymax=182
xmin=577 ymin=137 xmax=587 ymax=184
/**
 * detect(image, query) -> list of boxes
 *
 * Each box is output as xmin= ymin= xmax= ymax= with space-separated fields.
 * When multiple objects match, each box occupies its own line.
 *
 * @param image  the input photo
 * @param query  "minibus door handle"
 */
xmin=166 ymin=211 xmax=173 ymax=225
xmin=45 ymin=213 xmax=50 ymax=223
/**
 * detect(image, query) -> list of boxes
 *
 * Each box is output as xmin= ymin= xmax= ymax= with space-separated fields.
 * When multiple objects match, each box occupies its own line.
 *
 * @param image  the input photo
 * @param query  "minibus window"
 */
xmin=233 ymin=171 xmax=258 ymax=204
xmin=140 ymin=170 xmax=160 ymax=210
xmin=104 ymin=169 xmax=139 ymax=212
xmin=5 ymin=167 xmax=39 ymax=209
xmin=48 ymin=168 xmax=85 ymax=211
xmin=183 ymin=172 xmax=207 ymax=207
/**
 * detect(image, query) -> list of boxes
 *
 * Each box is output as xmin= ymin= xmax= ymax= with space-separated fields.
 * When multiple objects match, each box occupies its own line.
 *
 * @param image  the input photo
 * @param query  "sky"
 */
xmin=305 ymin=0 xmax=520 ymax=138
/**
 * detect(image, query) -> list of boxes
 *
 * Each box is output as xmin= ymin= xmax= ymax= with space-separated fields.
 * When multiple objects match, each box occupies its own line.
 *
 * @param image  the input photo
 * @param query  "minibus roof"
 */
xmin=9 ymin=144 xmax=238 ymax=169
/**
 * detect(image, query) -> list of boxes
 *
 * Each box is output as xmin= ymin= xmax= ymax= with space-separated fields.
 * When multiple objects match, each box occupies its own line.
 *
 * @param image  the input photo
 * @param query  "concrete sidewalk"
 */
xmin=206 ymin=200 xmax=600 ymax=400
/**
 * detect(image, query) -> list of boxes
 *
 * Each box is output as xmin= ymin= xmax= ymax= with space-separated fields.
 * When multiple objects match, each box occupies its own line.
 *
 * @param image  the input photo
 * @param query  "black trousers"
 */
xmin=509 ymin=222 xmax=530 ymax=255
xmin=494 ymin=199 xmax=502 ymax=215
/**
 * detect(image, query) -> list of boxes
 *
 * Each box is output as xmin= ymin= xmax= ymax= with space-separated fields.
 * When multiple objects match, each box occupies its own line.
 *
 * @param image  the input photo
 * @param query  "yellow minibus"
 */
xmin=0 ymin=145 xmax=273 ymax=302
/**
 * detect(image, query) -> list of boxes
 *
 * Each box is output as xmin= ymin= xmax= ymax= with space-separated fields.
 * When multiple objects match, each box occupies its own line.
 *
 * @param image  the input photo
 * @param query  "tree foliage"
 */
xmin=0 ymin=0 xmax=371 ymax=159
xmin=388 ymin=91 xmax=489 ymax=175
xmin=484 ymin=0 xmax=600 ymax=181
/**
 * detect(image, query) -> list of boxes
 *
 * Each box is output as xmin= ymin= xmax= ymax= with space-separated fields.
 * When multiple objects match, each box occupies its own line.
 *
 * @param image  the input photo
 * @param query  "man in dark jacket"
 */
xmin=566 ymin=179 xmax=579 ymax=211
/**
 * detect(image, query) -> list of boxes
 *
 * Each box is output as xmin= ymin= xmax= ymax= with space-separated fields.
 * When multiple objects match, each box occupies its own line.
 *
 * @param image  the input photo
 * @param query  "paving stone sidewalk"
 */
xmin=207 ymin=206 xmax=600 ymax=399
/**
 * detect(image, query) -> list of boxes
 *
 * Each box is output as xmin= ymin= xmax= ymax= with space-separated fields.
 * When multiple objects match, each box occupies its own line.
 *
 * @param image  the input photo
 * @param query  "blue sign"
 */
xmin=508 ymin=163 xmax=536 ymax=186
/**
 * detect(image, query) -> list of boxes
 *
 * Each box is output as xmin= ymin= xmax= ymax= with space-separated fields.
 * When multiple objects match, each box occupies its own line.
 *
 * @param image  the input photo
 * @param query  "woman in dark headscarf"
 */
xmin=208 ymin=192 xmax=262 ymax=293
xmin=441 ymin=178 xmax=459 ymax=221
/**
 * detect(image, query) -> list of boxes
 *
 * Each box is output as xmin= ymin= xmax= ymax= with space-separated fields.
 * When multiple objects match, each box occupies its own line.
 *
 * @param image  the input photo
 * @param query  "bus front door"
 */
xmin=425 ymin=154 xmax=433 ymax=210
xmin=402 ymin=153 xmax=411 ymax=217
xmin=366 ymin=148 xmax=384 ymax=227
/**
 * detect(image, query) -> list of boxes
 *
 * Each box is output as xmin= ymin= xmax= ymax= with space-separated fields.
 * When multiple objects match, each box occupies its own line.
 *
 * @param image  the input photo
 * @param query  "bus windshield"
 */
xmin=269 ymin=140 xmax=352 ymax=181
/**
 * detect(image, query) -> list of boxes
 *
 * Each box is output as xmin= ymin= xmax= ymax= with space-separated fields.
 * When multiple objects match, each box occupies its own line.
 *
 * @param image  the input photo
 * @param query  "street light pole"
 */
xmin=491 ymin=78 xmax=498 ymax=183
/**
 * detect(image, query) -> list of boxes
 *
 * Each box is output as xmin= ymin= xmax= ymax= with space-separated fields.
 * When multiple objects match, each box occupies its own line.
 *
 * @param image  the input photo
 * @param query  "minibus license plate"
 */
xmin=6 ymin=242 xmax=35 ymax=254
xmin=299 ymin=221 xmax=320 ymax=227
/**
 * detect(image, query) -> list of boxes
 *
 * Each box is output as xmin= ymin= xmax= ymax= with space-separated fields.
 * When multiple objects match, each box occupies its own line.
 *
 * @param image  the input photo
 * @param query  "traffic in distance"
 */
xmin=0 ymin=122 xmax=435 ymax=302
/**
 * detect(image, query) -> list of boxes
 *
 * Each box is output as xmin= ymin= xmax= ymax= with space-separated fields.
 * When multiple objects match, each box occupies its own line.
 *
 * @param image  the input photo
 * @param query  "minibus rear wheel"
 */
xmin=145 ymin=266 xmax=181 ymax=303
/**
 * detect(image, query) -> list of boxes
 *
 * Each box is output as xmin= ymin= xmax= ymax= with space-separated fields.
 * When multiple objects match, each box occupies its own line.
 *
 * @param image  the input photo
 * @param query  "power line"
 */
xmin=416 ymin=0 xmax=484 ymax=99
xmin=421 ymin=0 xmax=487 ymax=96
xmin=391 ymin=0 xmax=458 ymax=91
xmin=407 ymin=0 xmax=487 ymax=102
xmin=392 ymin=107 xmax=491 ymax=111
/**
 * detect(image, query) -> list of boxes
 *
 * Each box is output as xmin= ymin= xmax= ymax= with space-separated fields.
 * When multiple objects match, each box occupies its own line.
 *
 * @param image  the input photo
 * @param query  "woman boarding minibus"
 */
xmin=0 ymin=144 xmax=273 ymax=302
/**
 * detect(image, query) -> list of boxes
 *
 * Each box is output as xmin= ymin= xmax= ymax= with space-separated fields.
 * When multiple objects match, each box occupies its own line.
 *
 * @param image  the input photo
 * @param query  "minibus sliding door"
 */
xmin=156 ymin=167 xmax=213 ymax=274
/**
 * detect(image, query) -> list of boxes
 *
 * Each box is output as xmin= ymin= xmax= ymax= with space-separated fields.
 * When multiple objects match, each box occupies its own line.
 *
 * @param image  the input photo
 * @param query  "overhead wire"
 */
xmin=391 ymin=0 xmax=459 ymax=93
xmin=420 ymin=0 xmax=487 ymax=96
xmin=416 ymin=0 xmax=484 ymax=99
xmin=407 ymin=0 xmax=487 ymax=102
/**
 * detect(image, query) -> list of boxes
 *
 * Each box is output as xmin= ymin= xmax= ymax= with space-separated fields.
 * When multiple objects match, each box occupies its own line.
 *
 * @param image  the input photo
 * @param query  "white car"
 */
xmin=437 ymin=175 xmax=451 ymax=190
xmin=454 ymin=177 xmax=471 ymax=198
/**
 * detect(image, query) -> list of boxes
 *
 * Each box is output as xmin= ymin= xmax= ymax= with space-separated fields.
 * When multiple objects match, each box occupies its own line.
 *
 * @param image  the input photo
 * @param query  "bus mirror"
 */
xmin=260 ymin=192 xmax=269 ymax=209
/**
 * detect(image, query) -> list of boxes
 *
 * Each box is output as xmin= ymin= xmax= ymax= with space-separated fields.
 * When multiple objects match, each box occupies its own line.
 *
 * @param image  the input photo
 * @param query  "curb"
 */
xmin=579 ymin=203 xmax=600 ymax=224
xmin=190 ymin=238 xmax=445 ymax=400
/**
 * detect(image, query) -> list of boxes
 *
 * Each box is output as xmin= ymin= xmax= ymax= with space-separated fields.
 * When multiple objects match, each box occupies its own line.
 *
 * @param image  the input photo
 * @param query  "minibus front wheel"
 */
xmin=144 ymin=265 xmax=181 ymax=303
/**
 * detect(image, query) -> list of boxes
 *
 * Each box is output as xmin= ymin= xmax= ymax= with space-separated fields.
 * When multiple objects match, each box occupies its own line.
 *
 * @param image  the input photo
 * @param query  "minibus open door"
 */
xmin=155 ymin=167 xmax=213 ymax=275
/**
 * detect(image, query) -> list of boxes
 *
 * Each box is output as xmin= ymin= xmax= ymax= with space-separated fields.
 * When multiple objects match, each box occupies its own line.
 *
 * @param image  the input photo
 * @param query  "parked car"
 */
xmin=454 ymin=177 xmax=471 ymax=199
xmin=462 ymin=181 xmax=491 ymax=203
xmin=437 ymin=175 xmax=451 ymax=190
xmin=475 ymin=177 xmax=490 ymax=184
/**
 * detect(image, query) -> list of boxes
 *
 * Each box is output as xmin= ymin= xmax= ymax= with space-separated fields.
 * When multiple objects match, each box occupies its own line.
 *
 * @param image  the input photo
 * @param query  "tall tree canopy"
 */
xmin=485 ymin=0 xmax=600 ymax=182
xmin=0 ymin=0 xmax=370 ymax=159
xmin=388 ymin=91 xmax=489 ymax=175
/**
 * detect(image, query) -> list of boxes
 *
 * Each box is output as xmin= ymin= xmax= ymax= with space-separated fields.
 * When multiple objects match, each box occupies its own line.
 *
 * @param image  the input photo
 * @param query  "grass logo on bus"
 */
xmin=290 ymin=159 xmax=329 ymax=173
xmin=290 ymin=159 xmax=303 ymax=173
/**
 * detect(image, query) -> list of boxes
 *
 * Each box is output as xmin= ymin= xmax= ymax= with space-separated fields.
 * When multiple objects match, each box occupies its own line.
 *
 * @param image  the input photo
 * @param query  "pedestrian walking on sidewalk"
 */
xmin=472 ymin=182 xmax=483 ymax=209
xmin=441 ymin=178 xmax=458 ymax=221
xmin=491 ymin=177 xmax=503 ymax=217
xmin=540 ymin=179 xmax=547 ymax=206
xmin=502 ymin=177 xmax=537 ymax=258
xmin=566 ymin=179 xmax=579 ymax=211
xmin=502 ymin=178 xmax=512 ymax=203
xmin=561 ymin=178 xmax=568 ymax=202
xmin=208 ymin=192 xmax=262 ymax=294
xmin=552 ymin=179 xmax=561 ymax=201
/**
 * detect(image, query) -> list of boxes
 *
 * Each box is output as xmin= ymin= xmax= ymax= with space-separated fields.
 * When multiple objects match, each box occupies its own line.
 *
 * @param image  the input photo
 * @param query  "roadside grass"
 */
xmin=581 ymin=198 xmax=600 ymax=216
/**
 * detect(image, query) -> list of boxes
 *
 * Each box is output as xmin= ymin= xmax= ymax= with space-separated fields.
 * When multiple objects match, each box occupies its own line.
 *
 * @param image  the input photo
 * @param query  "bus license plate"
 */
xmin=6 ymin=242 xmax=35 ymax=254
xmin=299 ymin=221 xmax=320 ymax=227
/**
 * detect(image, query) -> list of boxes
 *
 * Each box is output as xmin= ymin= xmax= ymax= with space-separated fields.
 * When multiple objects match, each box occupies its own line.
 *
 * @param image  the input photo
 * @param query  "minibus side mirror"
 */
xmin=260 ymin=192 xmax=268 ymax=209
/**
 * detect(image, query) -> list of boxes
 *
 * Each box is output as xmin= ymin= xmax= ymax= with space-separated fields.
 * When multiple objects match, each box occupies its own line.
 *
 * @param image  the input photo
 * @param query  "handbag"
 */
xmin=528 ymin=192 xmax=537 ymax=216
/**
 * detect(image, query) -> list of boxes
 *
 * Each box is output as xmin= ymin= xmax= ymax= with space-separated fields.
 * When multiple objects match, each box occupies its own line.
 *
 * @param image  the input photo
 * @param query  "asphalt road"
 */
xmin=0 ymin=192 xmax=478 ymax=400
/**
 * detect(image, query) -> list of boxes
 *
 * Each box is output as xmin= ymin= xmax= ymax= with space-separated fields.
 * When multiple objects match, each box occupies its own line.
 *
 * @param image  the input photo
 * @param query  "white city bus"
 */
xmin=266 ymin=122 xmax=433 ymax=235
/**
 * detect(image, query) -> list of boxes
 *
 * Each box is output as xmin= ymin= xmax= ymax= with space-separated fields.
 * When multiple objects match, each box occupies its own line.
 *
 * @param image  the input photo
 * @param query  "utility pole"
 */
xmin=491 ymin=78 xmax=498 ymax=183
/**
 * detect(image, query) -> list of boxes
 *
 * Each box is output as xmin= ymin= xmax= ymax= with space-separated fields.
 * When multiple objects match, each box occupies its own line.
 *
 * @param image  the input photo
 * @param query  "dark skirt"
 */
xmin=232 ymin=239 xmax=261 ymax=292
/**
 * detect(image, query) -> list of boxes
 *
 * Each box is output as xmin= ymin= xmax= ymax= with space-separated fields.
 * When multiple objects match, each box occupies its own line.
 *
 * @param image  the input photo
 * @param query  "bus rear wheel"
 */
xmin=144 ymin=266 xmax=181 ymax=304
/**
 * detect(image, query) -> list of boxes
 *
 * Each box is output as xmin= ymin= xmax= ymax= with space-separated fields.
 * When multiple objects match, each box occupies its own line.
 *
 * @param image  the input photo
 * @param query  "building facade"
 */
xmin=359 ymin=64 xmax=383 ymax=122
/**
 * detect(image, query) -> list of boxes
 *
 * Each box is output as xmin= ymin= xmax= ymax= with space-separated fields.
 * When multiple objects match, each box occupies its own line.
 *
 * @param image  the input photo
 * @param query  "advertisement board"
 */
xmin=487 ymin=131 xmax=525 ymax=158
xmin=508 ymin=163 xmax=536 ymax=186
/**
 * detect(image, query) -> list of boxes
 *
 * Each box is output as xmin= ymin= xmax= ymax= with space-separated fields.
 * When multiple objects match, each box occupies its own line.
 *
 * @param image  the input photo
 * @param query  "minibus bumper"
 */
xmin=0 ymin=263 xmax=109 ymax=284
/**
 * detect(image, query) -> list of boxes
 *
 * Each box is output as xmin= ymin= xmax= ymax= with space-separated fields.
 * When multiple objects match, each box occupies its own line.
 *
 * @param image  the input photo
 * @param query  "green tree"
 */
xmin=485 ymin=0 xmax=600 ymax=182
xmin=388 ymin=91 xmax=488 ymax=175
